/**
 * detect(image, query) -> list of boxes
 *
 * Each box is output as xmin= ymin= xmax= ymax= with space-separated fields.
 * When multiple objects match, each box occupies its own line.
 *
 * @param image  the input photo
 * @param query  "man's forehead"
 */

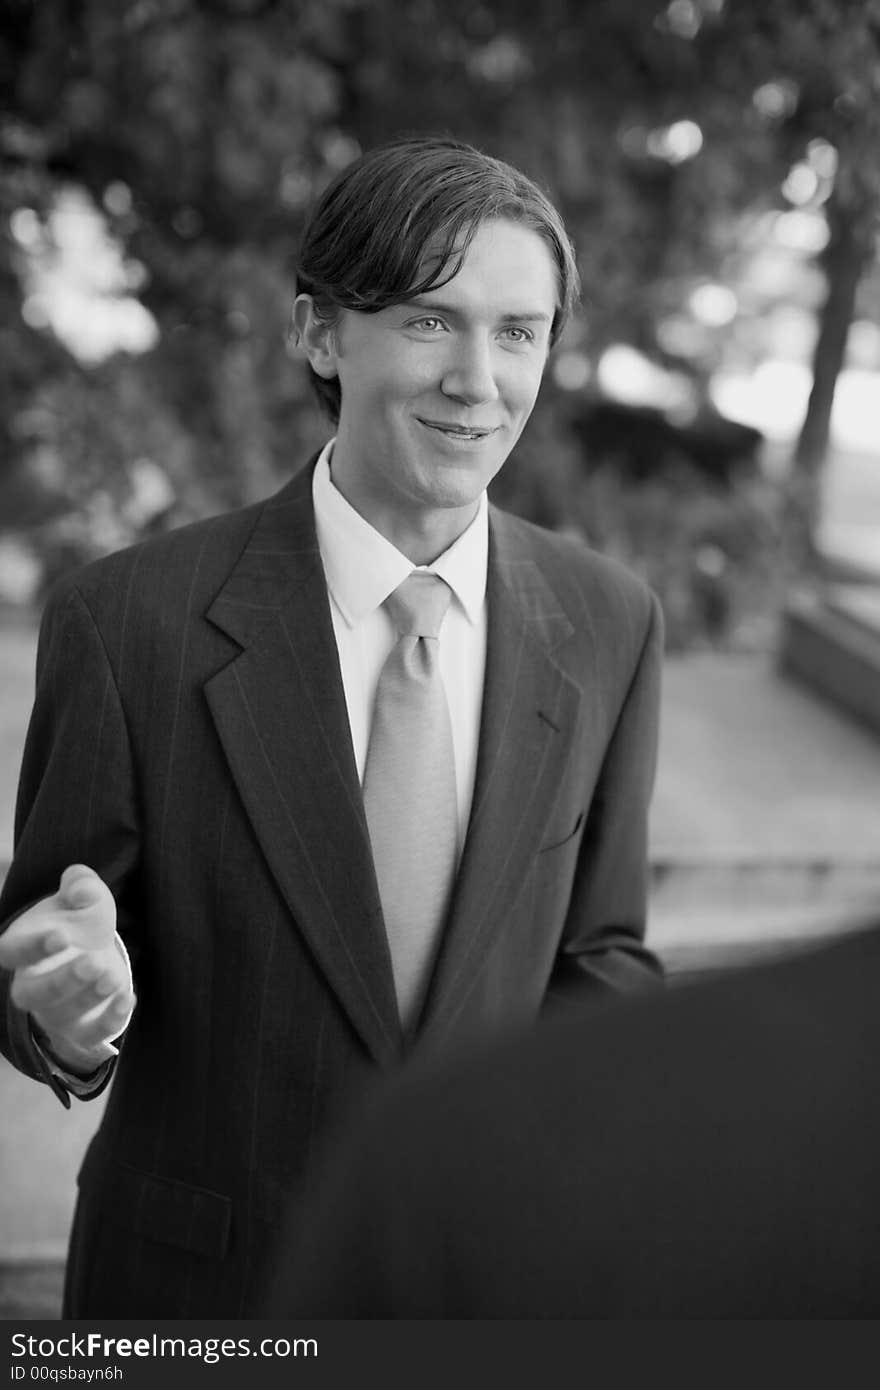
xmin=404 ymin=219 xmax=558 ymax=313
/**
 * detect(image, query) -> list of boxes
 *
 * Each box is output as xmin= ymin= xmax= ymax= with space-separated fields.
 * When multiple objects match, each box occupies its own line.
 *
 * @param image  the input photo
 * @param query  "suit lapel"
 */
xmin=204 ymin=464 xmax=402 ymax=1067
xmin=418 ymin=509 xmax=584 ymax=1043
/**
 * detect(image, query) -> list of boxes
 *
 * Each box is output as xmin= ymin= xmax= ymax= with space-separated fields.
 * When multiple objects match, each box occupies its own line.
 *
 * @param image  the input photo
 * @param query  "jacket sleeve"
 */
xmin=545 ymin=587 xmax=665 ymax=1006
xmin=0 ymin=582 xmax=141 ymax=1105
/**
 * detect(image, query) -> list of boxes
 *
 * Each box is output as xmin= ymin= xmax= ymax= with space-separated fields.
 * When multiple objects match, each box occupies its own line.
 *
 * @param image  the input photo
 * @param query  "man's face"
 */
xmin=318 ymin=217 xmax=558 ymax=542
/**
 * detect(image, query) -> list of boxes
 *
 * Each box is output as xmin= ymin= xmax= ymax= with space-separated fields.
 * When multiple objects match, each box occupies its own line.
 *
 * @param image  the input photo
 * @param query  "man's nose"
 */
xmin=440 ymin=336 xmax=500 ymax=405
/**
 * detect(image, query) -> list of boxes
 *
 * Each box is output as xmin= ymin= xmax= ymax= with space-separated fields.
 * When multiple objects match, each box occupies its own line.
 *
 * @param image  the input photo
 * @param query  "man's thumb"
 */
xmin=58 ymin=864 xmax=112 ymax=912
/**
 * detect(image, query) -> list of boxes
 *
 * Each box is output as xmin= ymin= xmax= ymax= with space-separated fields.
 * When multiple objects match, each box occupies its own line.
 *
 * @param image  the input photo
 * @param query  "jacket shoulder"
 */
xmin=490 ymin=506 xmax=658 ymax=631
xmin=42 ymin=500 xmax=267 ymax=624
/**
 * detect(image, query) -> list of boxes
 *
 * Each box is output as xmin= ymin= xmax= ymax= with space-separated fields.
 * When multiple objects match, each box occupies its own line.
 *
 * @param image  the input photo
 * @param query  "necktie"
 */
xmin=363 ymin=573 xmax=457 ymax=1034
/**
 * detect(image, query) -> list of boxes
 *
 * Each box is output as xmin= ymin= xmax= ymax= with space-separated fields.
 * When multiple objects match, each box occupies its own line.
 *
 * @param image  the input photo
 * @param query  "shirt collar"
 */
xmin=312 ymin=439 xmax=488 ymax=628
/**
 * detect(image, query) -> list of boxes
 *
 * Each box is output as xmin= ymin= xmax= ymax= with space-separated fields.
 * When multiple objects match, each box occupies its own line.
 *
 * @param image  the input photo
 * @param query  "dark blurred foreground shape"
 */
xmin=273 ymin=921 xmax=880 ymax=1319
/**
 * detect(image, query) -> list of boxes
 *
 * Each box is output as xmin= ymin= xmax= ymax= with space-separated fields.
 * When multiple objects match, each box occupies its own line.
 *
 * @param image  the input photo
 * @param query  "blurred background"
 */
xmin=1 ymin=0 xmax=880 ymax=1315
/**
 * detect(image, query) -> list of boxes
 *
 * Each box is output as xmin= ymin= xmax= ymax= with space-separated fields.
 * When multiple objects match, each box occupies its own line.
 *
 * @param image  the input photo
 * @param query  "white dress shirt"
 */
xmin=312 ymin=440 xmax=488 ymax=854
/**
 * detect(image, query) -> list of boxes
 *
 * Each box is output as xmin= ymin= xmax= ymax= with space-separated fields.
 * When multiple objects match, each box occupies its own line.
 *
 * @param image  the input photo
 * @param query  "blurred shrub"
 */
xmin=491 ymin=387 xmax=783 ymax=653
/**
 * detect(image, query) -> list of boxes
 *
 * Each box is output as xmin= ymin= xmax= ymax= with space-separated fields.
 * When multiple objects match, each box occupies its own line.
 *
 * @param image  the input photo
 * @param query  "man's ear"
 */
xmin=291 ymin=295 xmax=340 ymax=380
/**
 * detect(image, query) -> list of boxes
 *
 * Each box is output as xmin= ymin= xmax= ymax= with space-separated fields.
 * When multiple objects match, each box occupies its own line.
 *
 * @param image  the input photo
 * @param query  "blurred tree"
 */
xmin=690 ymin=0 xmax=880 ymax=568
xmin=1 ymin=0 xmax=348 ymax=536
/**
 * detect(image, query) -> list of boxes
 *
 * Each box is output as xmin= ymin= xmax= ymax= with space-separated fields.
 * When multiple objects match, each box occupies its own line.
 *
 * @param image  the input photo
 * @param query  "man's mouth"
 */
xmin=418 ymin=419 xmax=497 ymax=440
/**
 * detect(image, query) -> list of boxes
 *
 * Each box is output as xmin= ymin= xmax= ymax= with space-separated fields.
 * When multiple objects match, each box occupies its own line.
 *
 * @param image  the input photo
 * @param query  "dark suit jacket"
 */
xmin=278 ymin=925 xmax=880 ymax=1318
xmin=0 ymin=459 xmax=662 ymax=1317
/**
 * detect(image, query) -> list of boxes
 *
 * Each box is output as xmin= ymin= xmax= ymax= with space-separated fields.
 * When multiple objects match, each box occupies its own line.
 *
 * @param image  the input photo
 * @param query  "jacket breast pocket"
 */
xmin=538 ymin=809 xmax=585 ymax=855
xmin=527 ymin=810 xmax=587 ymax=943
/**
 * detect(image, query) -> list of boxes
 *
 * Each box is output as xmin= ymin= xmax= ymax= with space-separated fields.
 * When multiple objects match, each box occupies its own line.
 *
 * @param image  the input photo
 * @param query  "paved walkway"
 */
xmin=2 ymin=626 xmax=879 ymax=1267
xmin=654 ymin=654 xmax=880 ymax=864
xmin=649 ymin=651 xmax=880 ymax=973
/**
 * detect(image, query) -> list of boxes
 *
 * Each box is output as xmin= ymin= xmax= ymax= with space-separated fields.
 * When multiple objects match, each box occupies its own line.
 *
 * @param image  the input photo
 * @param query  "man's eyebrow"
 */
xmin=400 ymin=297 xmax=552 ymax=323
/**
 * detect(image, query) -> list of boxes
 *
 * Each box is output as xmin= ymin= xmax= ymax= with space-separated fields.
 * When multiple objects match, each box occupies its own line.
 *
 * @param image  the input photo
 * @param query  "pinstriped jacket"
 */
xmin=0 ymin=457 xmax=663 ymax=1317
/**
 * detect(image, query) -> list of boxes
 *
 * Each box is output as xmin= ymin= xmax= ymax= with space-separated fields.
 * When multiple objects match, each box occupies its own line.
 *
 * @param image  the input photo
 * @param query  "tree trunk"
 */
xmin=787 ymin=188 xmax=874 ymax=574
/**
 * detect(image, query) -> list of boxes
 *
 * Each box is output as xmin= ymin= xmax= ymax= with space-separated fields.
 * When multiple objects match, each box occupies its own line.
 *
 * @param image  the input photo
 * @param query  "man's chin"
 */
xmin=422 ymin=448 xmax=509 ymax=500
xmin=418 ymin=473 xmax=495 ymax=513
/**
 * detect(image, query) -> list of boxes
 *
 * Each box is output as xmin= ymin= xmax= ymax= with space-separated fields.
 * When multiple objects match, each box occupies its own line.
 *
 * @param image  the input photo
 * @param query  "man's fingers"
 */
xmin=16 ymin=969 xmax=134 ymax=1057
xmin=1 ymin=868 xmax=127 ymax=1061
xmin=0 ymin=866 xmax=116 ymax=972
xmin=71 ymin=955 xmax=120 ymax=998
xmin=0 ymin=922 xmax=69 ymax=971
xmin=25 ymin=944 xmax=81 ymax=976
xmin=64 ymin=989 xmax=133 ymax=1051
xmin=12 ymin=954 xmax=88 ymax=1012
xmin=58 ymin=865 xmax=114 ymax=915
xmin=12 ymin=945 xmax=130 ymax=1015
xmin=77 ymin=989 xmax=130 ymax=1031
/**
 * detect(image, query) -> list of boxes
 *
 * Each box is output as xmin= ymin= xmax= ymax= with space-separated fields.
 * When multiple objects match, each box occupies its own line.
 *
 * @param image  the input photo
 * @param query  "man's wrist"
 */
xmin=31 ymin=1021 xmax=115 ymax=1078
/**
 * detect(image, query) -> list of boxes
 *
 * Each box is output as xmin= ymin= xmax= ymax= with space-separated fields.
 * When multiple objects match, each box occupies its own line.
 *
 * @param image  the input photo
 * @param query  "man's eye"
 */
xmin=502 ymin=327 xmax=534 ymax=344
xmin=410 ymin=316 xmax=447 ymax=332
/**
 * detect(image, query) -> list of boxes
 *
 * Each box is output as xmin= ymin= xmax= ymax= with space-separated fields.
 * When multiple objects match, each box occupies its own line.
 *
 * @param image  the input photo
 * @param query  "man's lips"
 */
xmin=417 ymin=418 xmax=499 ymax=437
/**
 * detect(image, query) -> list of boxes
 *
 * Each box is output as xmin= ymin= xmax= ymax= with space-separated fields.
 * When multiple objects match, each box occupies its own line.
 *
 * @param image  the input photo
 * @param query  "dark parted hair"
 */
xmin=294 ymin=136 xmax=581 ymax=421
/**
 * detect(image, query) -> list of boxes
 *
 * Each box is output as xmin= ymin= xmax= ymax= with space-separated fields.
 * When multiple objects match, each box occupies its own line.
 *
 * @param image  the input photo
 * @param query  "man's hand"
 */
xmin=0 ymin=865 xmax=134 ymax=1074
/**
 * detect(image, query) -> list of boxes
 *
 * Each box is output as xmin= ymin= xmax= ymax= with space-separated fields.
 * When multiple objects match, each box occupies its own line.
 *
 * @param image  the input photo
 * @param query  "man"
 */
xmin=276 ymin=923 xmax=880 ymax=1318
xmin=0 ymin=137 xmax=663 ymax=1317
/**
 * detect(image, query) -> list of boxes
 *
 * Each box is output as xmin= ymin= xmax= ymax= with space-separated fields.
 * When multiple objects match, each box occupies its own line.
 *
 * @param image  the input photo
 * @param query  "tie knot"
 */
xmin=385 ymin=573 xmax=453 ymax=639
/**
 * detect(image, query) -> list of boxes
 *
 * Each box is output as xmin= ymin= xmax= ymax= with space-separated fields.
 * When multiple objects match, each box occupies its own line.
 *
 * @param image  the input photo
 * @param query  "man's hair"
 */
xmin=294 ymin=136 xmax=581 ymax=422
